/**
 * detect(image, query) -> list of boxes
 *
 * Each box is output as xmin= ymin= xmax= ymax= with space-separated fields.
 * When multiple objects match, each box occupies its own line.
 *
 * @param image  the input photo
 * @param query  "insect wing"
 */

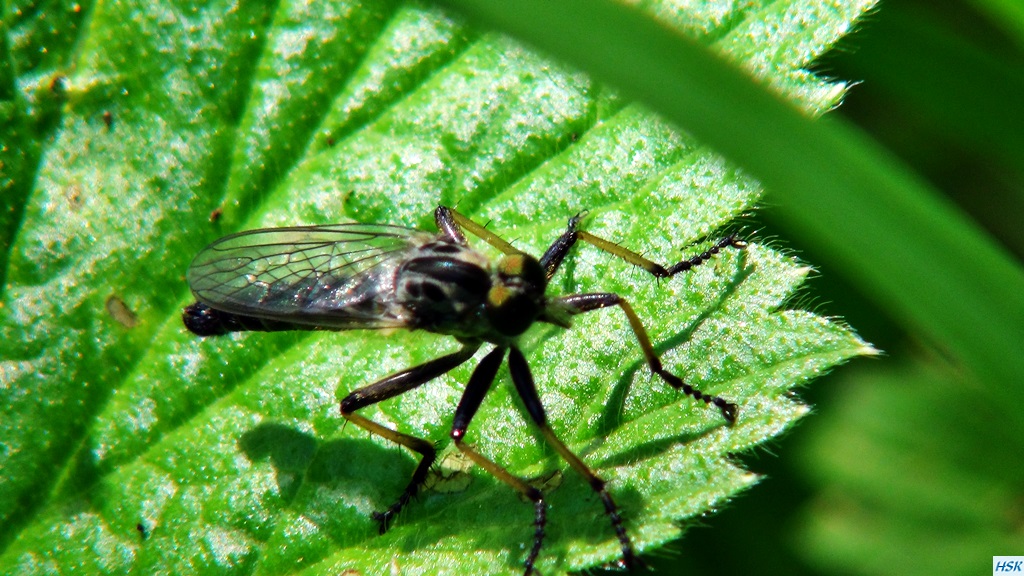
xmin=187 ymin=224 xmax=431 ymax=328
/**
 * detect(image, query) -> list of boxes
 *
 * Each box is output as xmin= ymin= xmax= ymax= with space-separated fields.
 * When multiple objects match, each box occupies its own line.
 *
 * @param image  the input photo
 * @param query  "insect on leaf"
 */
xmin=0 ymin=0 xmax=874 ymax=575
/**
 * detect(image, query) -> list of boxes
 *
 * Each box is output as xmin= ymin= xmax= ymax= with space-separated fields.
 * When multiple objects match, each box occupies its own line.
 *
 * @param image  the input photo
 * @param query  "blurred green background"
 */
xmin=665 ymin=0 xmax=1024 ymax=573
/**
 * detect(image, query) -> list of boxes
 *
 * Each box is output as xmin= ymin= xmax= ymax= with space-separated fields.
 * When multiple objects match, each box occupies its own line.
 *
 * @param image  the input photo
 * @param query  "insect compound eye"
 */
xmin=486 ymin=254 xmax=546 ymax=337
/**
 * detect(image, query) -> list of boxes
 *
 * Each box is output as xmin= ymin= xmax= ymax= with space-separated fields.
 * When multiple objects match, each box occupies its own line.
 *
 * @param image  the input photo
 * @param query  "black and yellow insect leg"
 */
xmin=540 ymin=213 xmax=742 ymax=422
xmin=558 ymin=293 xmax=737 ymax=422
xmin=507 ymin=346 xmax=637 ymax=573
xmin=540 ymin=211 xmax=746 ymax=280
xmin=340 ymin=343 xmax=480 ymax=531
xmin=447 ymin=345 xmax=638 ymax=575
xmin=447 ymin=346 xmax=551 ymax=576
xmin=436 ymin=205 xmax=522 ymax=255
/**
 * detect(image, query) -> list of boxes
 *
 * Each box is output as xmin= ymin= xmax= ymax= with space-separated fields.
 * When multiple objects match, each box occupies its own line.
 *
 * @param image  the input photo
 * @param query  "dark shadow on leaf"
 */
xmin=239 ymin=421 xmax=417 ymax=504
xmin=240 ymin=422 xmax=318 ymax=472
xmin=239 ymin=423 xmax=318 ymax=503
xmin=593 ymin=424 xmax=724 ymax=471
xmin=306 ymin=437 xmax=413 ymax=490
xmin=243 ymin=421 xmax=434 ymax=528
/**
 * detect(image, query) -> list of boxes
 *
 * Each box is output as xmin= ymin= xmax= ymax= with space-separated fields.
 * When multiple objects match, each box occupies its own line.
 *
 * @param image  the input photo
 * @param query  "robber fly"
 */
xmin=183 ymin=206 xmax=744 ymax=575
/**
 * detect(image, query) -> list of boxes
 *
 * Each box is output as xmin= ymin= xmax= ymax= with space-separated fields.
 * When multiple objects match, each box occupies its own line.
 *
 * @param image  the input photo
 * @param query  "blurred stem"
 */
xmin=436 ymin=0 xmax=1024 ymax=431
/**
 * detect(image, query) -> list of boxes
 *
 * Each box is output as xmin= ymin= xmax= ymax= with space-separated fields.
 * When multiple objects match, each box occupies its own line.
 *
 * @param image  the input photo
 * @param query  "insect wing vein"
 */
xmin=186 ymin=224 xmax=429 ymax=327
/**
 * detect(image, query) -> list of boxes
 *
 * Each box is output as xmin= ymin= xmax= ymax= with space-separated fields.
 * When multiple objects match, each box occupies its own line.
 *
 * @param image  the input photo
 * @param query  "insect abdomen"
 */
xmin=182 ymin=302 xmax=302 ymax=336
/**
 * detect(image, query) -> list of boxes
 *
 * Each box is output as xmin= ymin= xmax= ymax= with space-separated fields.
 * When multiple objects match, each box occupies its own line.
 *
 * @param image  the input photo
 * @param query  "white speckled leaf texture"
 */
xmin=0 ymin=0 xmax=873 ymax=574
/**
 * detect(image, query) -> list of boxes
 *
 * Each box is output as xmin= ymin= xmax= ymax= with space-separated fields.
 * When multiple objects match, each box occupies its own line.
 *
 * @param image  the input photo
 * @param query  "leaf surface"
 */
xmin=0 ymin=1 xmax=872 ymax=574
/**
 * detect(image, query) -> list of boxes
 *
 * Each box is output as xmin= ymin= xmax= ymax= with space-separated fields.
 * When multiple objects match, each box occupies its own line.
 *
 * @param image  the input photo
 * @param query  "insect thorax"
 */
xmin=395 ymin=240 xmax=547 ymax=341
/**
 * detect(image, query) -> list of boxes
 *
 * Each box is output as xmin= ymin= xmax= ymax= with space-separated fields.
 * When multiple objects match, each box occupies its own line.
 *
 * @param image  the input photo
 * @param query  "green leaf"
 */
xmin=0 ymin=1 xmax=871 ymax=574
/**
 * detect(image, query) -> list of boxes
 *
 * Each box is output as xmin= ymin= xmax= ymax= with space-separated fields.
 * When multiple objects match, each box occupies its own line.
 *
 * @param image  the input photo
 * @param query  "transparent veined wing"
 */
xmin=186 ymin=224 xmax=435 ymax=329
